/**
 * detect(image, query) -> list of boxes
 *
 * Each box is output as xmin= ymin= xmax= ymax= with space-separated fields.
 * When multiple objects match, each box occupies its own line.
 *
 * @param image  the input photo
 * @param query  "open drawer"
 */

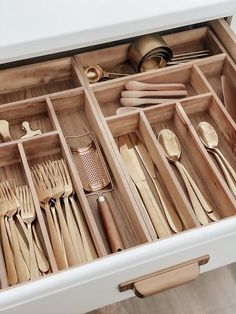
xmin=0 ymin=18 xmax=236 ymax=314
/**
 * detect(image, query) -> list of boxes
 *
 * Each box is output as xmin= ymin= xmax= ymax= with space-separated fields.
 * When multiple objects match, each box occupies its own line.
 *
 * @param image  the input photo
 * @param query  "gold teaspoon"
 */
xmin=198 ymin=122 xmax=236 ymax=197
xmin=158 ymin=129 xmax=218 ymax=224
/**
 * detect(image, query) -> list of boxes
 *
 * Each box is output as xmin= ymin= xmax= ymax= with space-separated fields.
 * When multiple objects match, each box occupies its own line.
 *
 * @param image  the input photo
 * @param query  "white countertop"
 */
xmin=0 ymin=0 xmax=236 ymax=64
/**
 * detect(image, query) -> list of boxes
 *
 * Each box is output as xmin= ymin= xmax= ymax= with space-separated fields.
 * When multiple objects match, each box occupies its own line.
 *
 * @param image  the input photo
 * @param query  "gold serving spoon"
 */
xmin=198 ymin=122 xmax=236 ymax=197
xmin=158 ymin=129 xmax=220 ymax=225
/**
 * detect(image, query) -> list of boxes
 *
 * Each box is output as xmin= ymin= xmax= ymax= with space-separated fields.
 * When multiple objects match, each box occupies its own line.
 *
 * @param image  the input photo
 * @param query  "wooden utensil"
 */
xmin=158 ymin=129 xmax=217 ymax=225
xmin=125 ymin=81 xmax=186 ymax=91
xmin=120 ymin=98 xmax=179 ymax=107
xmin=129 ymin=133 xmax=183 ymax=233
xmin=121 ymin=90 xmax=187 ymax=98
xmin=198 ymin=121 xmax=236 ymax=197
xmin=116 ymin=107 xmax=141 ymax=114
xmin=21 ymin=121 xmax=42 ymax=139
xmin=0 ymin=120 xmax=13 ymax=142
xmin=118 ymin=134 xmax=172 ymax=238
xmin=67 ymin=133 xmax=124 ymax=253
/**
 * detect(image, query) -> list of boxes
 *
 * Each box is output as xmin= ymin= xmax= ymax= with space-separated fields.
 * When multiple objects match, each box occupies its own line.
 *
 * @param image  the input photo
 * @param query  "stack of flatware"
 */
xmin=158 ymin=129 xmax=221 ymax=224
xmin=31 ymin=158 xmax=97 ymax=270
xmin=120 ymin=81 xmax=188 ymax=108
xmin=0 ymin=180 xmax=49 ymax=286
xmin=198 ymin=121 xmax=236 ymax=198
xmin=118 ymin=133 xmax=183 ymax=237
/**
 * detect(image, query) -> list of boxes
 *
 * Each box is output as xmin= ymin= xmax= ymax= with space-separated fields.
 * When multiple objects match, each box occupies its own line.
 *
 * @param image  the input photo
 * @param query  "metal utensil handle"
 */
xmin=97 ymin=195 xmax=124 ymax=253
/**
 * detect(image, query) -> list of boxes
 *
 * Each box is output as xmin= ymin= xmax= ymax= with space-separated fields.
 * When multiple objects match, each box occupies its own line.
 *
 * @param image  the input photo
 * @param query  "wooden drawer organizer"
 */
xmin=0 ymin=22 xmax=235 ymax=292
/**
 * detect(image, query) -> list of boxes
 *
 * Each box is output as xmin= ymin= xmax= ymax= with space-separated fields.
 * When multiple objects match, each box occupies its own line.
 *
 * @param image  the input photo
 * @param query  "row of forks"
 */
xmin=31 ymin=159 xmax=96 ymax=270
xmin=0 ymin=181 xmax=49 ymax=286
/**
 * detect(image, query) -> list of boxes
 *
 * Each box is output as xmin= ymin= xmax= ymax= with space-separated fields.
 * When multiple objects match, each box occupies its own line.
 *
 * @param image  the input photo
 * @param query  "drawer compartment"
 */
xmin=0 ymin=58 xmax=81 ymax=105
xmin=92 ymin=64 xmax=210 ymax=117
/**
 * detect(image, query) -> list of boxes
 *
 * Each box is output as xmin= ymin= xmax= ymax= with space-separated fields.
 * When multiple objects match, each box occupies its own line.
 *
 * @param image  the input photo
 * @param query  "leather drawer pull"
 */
xmin=119 ymin=255 xmax=210 ymax=298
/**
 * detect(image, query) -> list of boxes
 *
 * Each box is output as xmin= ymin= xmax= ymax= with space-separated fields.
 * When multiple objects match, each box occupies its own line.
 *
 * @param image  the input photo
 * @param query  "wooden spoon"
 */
xmin=158 ymin=129 xmax=216 ymax=225
xmin=125 ymin=81 xmax=186 ymax=91
xmin=198 ymin=121 xmax=236 ymax=197
xmin=120 ymin=98 xmax=178 ymax=107
xmin=121 ymin=90 xmax=187 ymax=98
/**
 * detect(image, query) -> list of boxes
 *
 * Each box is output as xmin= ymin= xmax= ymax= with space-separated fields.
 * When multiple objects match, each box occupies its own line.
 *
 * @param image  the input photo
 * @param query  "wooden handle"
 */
xmin=9 ymin=217 xmax=30 ymax=283
xmin=55 ymin=199 xmax=79 ymax=266
xmin=44 ymin=204 xmax=68 ymax=270
xmin=136 ymin=181 xmax=172 ymax=238
xmin=175 ymin=162 xmax=209 ymax=225
xmin=125 ymin=81 xmax=186 ymax=91
xmin=97 ymin=195 xmax=124 ymax=253
xmin=28 ymin=224 xmax=40 ymax=280
xmin=64 ymin=197 xmax=86 ymax=264
xmin=121 ymin=90 xmax=187 ymax=98
xmin=119 ymin=255 xmax=209 ymax=297
xmin=120 ymin=98 xmax=178 ymax=107
xmin=70 ymin=196 xmax=97 ymax=261
xmin=153 ymin=179 xmax=183 ymax=233
xmin=212 ymin=151 xmax=236 ymax=197
xmin=0 ymin=217 xmax=18 ymax=285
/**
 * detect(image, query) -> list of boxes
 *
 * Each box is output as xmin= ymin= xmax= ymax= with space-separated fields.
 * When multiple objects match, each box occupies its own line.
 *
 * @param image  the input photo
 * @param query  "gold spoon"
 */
xmin=198 ymin=122 xmax=236 ymax=197
xmin=158 ymin=129 xmax=219 ymax=225
xmin=84 ymin=65 xmax=128 ymax=83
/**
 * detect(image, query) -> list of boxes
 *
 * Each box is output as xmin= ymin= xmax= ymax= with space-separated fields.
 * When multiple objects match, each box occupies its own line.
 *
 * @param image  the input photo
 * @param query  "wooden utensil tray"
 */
xmin=0 ymin=23 xmax=235 ymax=292
xmin=76 ymin=26 xmax=226 ymax=85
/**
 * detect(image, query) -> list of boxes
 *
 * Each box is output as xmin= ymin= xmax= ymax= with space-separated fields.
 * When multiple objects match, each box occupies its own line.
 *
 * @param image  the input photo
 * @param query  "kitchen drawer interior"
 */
xmin=0 ymin=18 xmax=235 ymax=297
xmin=76 ymin=26 xmax=226 ymax=85
xmin=92 ymin=64 xmax=210 ymax=117
xmin=0 ymin=143 xmax=54 ymax=288
xmin=198 ymin=54 xmax=236 ymax=120
xmin=0 ymin=99 xmax=55 ymax=142
xmin=0 ymin=57 xmax=81 ymax=105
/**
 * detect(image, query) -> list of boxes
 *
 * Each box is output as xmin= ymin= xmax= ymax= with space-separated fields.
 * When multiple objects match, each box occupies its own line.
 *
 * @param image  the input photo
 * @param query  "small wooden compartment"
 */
xmin=198 ymin=54 xmax=236 ymax=120
xmin=48 ymin=91 xmax=150 ymax=252
xmin=106 ymin=110 xmax=199 ymax=235
xmin=77 ymin=27 xmax=225 ymax=85
xmin=0 ymin=99 xmax=55 ymax=143
xmin=180 ymin=93 xmax=236 ymax=196
xmin=0 ymin=58 xmax=81 ymax=105
xmin=92 ymin=63 xmax=210 ymax=117
xmin=143 ymin=102 xmax=236 ymax=220
xmin=0 ymin=143 xmax=54 ymax=287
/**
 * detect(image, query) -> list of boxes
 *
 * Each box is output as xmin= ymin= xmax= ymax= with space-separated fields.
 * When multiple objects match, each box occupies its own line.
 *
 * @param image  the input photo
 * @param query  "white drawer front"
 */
xmin=1 ymin=217 xmax=236 ymax=314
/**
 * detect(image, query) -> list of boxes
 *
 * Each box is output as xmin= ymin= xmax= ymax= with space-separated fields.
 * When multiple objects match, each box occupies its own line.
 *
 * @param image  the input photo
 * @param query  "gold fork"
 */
xmin=56 ymin=159 xmax=86 ymax=263
xmin=17 ymin=186 xmax=39 ymax=280
xmin=0 ymin=185 xmax=18 ymax=285
xmin=0 ymin=181 xmax=30 ymax=282
xmin=31 ymin=165 xmax=67 ymax=270
xmin=58 ymin=159 xmax=97 ymax=261
xmin=43 ymin=161 xmax=78 ymax=266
